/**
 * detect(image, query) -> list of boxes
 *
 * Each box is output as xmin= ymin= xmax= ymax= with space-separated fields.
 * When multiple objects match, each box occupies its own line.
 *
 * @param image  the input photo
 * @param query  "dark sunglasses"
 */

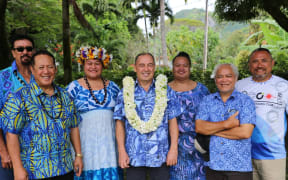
xmin=13 ymin=46 xmax=33 ymax=52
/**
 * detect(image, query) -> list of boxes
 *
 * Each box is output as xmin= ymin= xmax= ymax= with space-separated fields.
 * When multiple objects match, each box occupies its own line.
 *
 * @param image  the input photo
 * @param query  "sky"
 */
xmin=138 ymin=0 xmax=216 ymax=32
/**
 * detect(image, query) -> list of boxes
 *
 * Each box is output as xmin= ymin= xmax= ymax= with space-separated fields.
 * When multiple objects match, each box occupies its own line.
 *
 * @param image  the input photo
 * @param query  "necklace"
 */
xmin=38 ymin=86 xmax=63 ymax=119
xmin=84 ymin=76 xmax=107 ymax=105
xmin=13 ymin=71 xmax=26 ymax=86
xmin=123 ymin=74 xmax=168 ymax=134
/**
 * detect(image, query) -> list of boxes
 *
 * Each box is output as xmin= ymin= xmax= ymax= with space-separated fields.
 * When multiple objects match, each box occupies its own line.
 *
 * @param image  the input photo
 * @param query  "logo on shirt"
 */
xmin=256 ymin=92 xmax=274 ymax=100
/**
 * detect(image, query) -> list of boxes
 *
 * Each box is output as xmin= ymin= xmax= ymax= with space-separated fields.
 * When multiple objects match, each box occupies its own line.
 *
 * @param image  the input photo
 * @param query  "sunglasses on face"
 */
xmin=13 ymin=46 xmax=33 ymax=52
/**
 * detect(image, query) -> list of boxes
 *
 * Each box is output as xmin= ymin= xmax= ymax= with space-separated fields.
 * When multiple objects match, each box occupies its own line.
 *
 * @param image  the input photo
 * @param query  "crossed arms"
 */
xmin=195 ymin=111 xmax=254 ymax=140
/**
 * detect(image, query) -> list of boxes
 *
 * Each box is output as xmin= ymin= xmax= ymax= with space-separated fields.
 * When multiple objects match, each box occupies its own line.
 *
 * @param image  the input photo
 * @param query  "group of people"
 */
xmin=0 ymin=34 xmax=287 ymax=180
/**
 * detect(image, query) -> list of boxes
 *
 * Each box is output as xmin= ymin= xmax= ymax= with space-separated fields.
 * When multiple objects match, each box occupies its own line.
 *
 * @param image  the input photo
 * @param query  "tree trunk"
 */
xmin=160 ymin=0 xmax=168 ymax=66
xmin=203 ymin=0 xmax=209 ymax=70
xmin=0 ymin=0 xmax=11 ymax=69
xmin=141 ymin=0 xmax=149 ymax=51
xmin=62 ymin=0 xmax=72 ymax=85
xmin=143 ymin=9 xmax=149 ymax=51
xmin=262 ymin=1 xmax=288 ymax=32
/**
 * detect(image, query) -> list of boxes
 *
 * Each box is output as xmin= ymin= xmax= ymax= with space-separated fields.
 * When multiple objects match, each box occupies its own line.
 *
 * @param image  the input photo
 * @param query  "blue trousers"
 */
xmin=0 ymin=157 xmax=13 ymax=180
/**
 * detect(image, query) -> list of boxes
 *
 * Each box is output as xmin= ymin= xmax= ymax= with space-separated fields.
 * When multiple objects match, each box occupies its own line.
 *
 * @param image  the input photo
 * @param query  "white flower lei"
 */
xmin=123 ymin=74 xmax=168 ymax=134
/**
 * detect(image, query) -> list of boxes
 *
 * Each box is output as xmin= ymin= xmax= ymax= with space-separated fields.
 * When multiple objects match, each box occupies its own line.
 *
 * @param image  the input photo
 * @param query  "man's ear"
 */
xmin=11 ymin=50 xmax=17 ymax=59
xmin=132 ymin=64 xmax=136 ymax=72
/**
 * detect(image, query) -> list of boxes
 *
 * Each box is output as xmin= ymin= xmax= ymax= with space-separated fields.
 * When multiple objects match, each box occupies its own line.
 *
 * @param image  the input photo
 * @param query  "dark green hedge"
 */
xmin=56 ymin=67 xmax=288 ymax=93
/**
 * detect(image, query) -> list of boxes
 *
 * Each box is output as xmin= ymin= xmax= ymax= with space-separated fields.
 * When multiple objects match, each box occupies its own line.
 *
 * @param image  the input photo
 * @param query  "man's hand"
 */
xmin=118 ymin=149 xmax=130 ymax=168
xmin=74 ymin=156 xmax=83 ymax=177
xmin=14 ymin=166 xmax=28 ymax=180
xmin=225 ymin=111 xmax=240 ymax=129
xmin=0 ymin=149 xmax=12 ymax=169
xmin=166 ymin=148 xmax=178 ymax=166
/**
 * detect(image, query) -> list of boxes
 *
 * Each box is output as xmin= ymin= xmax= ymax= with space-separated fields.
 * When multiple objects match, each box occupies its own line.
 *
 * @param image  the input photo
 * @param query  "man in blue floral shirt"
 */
xmin=0 ymin=34 xmax=35 ymax=180
xmin=1 ymin=50 xmax=83 ymax=179
xmin=195 ymin=64 xmax=256 ymax=180
xmin=114 ymin=53 xmax=181 ymax=180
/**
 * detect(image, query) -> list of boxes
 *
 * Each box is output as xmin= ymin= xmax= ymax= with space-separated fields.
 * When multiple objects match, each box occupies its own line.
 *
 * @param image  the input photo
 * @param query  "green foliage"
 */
xmin=166 ymin=26 xmax=219 ymax=70
xmin=6 ymin=0 xmax=62 ymax=48
xmin=90 ymin=68 xmax=217 ymax=92
xmin=135 ymin=0 xmax=174 ymax=28
xmin=173 ymin=18 xmax=203 ymax=26
xmin=174 ymin=8 xmax=211 ymax=21
xmin=236 ymin=50 xmax=250 ymax=78
xmin=273 ymin=50 xmax=288 ymax=79
xmin=214 ymin=0 xmax=288 ymax=32
xmin=214 ymin=29 xmax=247 ymax=65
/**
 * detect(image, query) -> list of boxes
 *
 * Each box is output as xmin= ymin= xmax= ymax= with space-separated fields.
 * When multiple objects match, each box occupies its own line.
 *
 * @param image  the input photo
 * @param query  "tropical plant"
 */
xmin=166 ymin=26 xmax=219 ymax=70
xmin=214 ymin=0 xmax=288 ymax=32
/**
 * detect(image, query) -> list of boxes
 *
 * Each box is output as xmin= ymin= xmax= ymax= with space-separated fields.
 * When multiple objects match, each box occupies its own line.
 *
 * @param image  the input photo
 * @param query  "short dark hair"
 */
xmin=10 ymin=34 xmax=35 ymax=49
xmin=135 ymin=52 xmax=155 ymax=64
xmin=249 ymin=48 xmax=273 ymax=61
xmin=31 ymin=50 xmax=56 ymax=67
xmin=172 ymin=51 xmax=191 ymax=67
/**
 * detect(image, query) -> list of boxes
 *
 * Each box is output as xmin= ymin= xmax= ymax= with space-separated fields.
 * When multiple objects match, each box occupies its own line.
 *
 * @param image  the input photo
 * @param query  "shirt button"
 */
xmin=220 ymin=153 xmax=223 ymax=155
xmin=221 ymin=142 xmax=224 ymax=145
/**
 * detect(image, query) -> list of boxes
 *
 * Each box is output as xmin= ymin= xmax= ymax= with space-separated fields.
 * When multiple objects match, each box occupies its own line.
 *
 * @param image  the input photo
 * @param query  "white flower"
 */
xmin=123 ymin=74 xmax=168 ymax=134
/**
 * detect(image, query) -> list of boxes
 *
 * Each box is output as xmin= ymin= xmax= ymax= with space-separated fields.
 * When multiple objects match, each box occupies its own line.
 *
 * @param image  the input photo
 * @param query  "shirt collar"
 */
xmin=214 ymin=89 xmax=239 ymax=100
xmin=11 ymin=60 xmax=18 ymax=72
xmin=250 ymin=75 xmax=274 ymax=84
xmin=12 ymin=60 xmax=34 ymax=84
xmin=30 ymin=80 xmax=58 ymax=96
xmin=135 ymin=79 xmax=155 ymax=90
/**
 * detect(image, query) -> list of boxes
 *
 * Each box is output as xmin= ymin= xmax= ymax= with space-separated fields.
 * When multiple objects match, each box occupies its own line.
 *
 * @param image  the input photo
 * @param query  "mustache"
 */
xmin=21 ymin=54 xmax=31 ymax=59
xmin=255 ymin=67 xmax=265 ymax=70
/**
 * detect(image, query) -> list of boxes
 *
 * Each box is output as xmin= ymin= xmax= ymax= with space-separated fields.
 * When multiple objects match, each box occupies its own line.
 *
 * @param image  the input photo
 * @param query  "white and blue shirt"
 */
xmin=196 ymin=90 xmax=256 ymax=172
xmin=113 ymin=79 xmax=181 ymax=167
xmin=236 ymin=75 xmax=288 ymax=160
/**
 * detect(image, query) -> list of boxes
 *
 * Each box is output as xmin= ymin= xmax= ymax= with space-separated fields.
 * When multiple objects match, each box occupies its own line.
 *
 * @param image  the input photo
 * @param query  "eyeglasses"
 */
xmin=13 ymin=46 xmax=33 ymax=52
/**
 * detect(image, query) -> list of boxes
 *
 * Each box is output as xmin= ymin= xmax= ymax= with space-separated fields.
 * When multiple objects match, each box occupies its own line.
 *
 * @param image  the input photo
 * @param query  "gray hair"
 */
xmin=211 ymin=63 xmax=239 ymax=79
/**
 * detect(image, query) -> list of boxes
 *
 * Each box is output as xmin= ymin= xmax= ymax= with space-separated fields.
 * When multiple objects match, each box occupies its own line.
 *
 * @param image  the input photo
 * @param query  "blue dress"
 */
xmin=67 ymin=80 xmax=121 ymax=180
xmin=170 ymin=83 xmax=209 ymax=180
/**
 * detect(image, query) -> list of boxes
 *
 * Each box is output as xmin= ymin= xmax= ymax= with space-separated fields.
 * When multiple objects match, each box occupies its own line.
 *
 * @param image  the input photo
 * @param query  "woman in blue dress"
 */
xmin=169 ymin=52 xmax=209 ymax=180
xmin=67 ymin=46 xmax=121 ymax=179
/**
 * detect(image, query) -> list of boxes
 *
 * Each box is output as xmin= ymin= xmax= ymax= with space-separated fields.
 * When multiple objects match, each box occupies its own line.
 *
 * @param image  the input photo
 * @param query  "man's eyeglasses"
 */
xmin=13 ymin=46 xmax=33 ymax=52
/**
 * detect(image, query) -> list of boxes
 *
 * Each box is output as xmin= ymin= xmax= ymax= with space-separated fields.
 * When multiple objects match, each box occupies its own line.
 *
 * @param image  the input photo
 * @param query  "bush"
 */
xmin=56 ymin=63 xmax=287 ymax=92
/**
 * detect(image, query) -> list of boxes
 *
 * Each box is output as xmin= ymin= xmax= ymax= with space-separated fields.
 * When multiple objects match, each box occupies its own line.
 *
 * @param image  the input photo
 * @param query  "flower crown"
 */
xmin=76 ymin=46 xmax=113 ymax=68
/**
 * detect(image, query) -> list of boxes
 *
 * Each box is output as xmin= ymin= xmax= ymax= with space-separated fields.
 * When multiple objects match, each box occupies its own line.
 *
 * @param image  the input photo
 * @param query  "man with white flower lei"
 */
xmin=113 ymin=53 xmax=181 ymax=180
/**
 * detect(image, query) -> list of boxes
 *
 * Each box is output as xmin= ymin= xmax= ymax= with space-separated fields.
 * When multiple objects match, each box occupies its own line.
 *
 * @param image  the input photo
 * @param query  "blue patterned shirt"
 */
xmin=0 ymin=80 xmax=81 ymax=179
xmin=195 ymin=90 xmax=256 ymax=172
xmin=113 ymin=79 xmax=182 ymax=167
xmin=0 ymin=61 xmax=31 ymax=111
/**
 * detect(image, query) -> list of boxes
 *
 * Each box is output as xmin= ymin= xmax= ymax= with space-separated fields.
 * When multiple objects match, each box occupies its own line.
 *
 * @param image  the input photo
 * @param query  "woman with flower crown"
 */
xmin=66 ymin=46 xmax=121 ymax=179
xmin=169 ymin=52 xmax=209 ymax=180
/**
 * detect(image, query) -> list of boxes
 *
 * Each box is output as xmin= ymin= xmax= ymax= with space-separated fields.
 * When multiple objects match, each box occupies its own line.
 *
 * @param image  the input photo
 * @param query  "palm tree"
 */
xmin=81 ymin=0 xmax=121 ymax=21
xmin=203 ymin=0 xmax=209 ymax=70
xmin=62 ymin=0 xmax=72 ymax=84
xmin=136 ymin=0 xmax=174 ymax=37
xmin=135 ymin=0 xmax=173 ymax=55
xmin=160 ymin=0 xmax=168 ymax=66
xmin=71 ymin=0 xmax=122 ymax=40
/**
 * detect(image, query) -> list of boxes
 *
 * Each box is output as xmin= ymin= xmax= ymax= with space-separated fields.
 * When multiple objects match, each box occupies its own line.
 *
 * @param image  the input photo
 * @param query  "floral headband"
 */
xmin=76 ymin=46 xmax=113 ymax=68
